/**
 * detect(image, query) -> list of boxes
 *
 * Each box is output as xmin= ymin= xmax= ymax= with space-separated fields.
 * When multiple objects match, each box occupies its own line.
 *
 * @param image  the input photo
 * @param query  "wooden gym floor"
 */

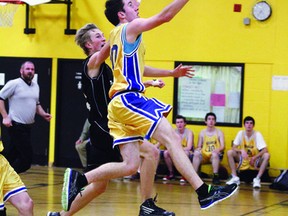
xmin=4 ymin=166 xmax=288 ymax=216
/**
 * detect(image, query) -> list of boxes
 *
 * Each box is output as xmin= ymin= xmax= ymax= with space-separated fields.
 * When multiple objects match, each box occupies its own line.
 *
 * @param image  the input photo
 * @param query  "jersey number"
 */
xmin=110 ymin=45 xmax=118 ymax=70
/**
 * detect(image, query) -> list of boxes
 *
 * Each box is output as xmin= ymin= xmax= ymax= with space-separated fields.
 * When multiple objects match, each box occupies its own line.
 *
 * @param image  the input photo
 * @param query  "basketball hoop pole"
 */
xmin=23 ymin=0 xmax=76 ymax=35
xmin=24 ymin=2 xmax=35 ymax=34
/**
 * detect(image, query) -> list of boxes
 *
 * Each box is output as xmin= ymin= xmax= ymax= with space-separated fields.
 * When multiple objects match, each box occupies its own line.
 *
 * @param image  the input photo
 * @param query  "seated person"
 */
xmin=193 ymin=112 xmax=225 ymax=185
xmin=75 ymin=118 xmax=90 ymax=169
xmin=226 ymin=116 xmax=270 ymax=188
xmin=162 ymin=115 xmax=194 ymax=183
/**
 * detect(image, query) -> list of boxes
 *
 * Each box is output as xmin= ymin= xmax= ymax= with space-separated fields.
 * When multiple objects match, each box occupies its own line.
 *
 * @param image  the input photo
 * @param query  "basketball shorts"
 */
xmin=108 ymin=92 xmax=172 ymax=147
xmin=237 ymin=155 xmax=261 ymax=171
xmin=0 ymin=155 xmax=27 ymax=210
xmin=201 ymin=151 xmax=224 ymax=164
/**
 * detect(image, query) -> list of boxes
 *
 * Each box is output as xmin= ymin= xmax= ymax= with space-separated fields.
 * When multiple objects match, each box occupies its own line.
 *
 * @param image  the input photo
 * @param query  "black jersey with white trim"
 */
xmin=82 ymin=57 xmax=113 ymax=133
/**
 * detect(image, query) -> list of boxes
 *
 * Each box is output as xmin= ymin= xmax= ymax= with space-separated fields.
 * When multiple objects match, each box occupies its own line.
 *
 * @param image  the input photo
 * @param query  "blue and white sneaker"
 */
xmin=198 ymin=184 xmax=238 ymax=210
xmin=61 ymin=168 xmax=83 ymax=211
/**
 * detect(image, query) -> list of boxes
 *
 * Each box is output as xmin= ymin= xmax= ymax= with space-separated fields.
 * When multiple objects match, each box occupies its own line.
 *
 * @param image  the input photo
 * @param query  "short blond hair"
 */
xmin=75 ymin=23 xmax=98 ymax=56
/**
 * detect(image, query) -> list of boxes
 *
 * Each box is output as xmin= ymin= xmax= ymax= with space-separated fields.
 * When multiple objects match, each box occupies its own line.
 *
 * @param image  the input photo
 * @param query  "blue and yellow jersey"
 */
xmin=109 ymin=23 xmax=146 ymax=98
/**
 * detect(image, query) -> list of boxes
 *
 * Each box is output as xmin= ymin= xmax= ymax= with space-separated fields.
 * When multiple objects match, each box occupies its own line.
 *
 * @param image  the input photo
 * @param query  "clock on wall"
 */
xmin=252 ymin=1 xmax=272 ymax=21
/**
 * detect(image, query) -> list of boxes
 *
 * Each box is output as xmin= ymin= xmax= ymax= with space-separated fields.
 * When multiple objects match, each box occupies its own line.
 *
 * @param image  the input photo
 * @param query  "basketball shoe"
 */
xmin=198 ymin=183 xmax=238 ymax=210
xmin=139 ymin=195 xmax=175 ymax=216
xmin=61 ymin=168 xmax=87 ymax=211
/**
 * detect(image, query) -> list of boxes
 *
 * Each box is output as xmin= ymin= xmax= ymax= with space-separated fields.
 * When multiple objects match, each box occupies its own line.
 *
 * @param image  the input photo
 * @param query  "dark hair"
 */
xmin=21 ymin=61 xmax=34 ymax=69
xmin=175 ymin=115 xmax=187 ymax=123
xmin=105 ymin=0 xmax=124 ymax=26
xmin=205 ymin=112 xmax=216 ymax=121
xmin=244 ymin=116 xmax=255 ymax=125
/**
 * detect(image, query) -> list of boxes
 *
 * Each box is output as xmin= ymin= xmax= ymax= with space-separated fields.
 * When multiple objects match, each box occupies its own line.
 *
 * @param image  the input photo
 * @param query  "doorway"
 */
xmin=55 ymin=59 xmax=88 ymax=168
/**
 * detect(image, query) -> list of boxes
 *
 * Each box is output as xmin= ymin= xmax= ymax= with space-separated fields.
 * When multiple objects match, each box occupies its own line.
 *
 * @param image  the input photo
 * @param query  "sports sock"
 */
xmin=196 ymin=183 xmax=209 ymax=197
xmin=78 ymin=174 xmax=88 ymax=188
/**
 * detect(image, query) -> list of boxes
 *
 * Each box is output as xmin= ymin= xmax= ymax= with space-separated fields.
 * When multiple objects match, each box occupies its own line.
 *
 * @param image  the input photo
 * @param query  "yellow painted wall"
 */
xmin=0 ymin=0 xmax=287 ymax=174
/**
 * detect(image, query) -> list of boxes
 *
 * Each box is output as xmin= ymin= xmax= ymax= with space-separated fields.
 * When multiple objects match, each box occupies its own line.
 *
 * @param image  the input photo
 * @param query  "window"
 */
xmin=173 ymin=61 xmax=245 ymax=127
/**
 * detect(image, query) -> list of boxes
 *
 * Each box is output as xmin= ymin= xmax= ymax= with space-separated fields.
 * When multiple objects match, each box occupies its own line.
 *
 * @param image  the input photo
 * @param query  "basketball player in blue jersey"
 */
xmin=48 ymin=23 xmax=173 ymax=216
xmin=61 ymin=0 xmax=238 ymax=214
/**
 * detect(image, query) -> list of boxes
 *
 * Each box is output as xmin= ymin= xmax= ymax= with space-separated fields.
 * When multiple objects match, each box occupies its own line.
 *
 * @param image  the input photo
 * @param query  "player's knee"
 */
xmin=194 ymin=150 xmax=201 ymax=158
xmin=18 ymin=198 xmax=33 ymax=215
xmin=147 ymin=147 xmax=159 ymax=161
xmin=124 ymin=159 xmax=141 ymax=175
xmin=227 ymin=149 xmax=233 ymax=157
xmin=263 ymin=152 xmax=270 ymax=161
xmin=211 ymin=152 xmax=218 ymax=159
xmin=143 ymin=145 xmax=159 ymax=161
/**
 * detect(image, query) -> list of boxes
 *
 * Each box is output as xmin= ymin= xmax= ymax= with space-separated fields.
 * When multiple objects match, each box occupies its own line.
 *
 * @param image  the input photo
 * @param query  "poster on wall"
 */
xmin=173 ymin=61 xmax=245 ymax=127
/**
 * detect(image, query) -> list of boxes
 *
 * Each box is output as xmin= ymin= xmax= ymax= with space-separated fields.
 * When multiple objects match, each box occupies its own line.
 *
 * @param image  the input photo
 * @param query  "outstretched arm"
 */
xmin=143 ymin=64 xmax=195 ymax=78
xmin=127 ymin=0 xmax=189 ymax=43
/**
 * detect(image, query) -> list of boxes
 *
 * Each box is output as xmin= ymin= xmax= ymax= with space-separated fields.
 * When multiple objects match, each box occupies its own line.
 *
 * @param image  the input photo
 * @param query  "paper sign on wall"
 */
xmin=272 ymin=76 xmax=288 ymax=91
